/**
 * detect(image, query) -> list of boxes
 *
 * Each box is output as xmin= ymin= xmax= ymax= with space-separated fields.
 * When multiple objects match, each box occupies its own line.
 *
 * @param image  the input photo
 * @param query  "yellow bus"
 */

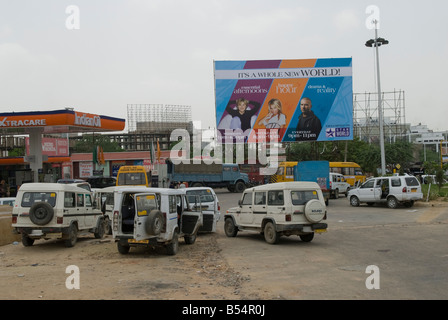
xmin=269 ymin=161 xmax=298 ymax=183
xmin=329 ymin=162 xmax=366 ymax=186
xmin=116 ymin=166 xmax=150 ymax=187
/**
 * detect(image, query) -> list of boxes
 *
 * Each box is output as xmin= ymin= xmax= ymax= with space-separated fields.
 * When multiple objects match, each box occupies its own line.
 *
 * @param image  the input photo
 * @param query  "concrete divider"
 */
xmin=0 ymin=205 xmax=21 ymax=246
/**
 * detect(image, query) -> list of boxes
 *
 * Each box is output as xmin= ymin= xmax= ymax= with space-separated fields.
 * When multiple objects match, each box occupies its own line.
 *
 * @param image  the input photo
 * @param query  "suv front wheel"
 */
xmin=224 ymin=217 xmax=238 ymax=237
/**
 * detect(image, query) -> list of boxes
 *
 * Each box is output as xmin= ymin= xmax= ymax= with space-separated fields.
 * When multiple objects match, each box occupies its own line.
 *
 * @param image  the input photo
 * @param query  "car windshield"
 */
xmin=21 ymin=192 xmax=57 ymax=207
xmin=186 ymin=190 xmax=214 ymax=203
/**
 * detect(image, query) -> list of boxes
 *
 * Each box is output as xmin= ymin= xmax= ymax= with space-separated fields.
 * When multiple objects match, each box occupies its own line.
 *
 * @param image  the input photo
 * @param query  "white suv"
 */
xmin=12 ymin=183 xmax=106 ymax=247
xmin=348 ymin=174 xmax=423 ymax=208
xmin=111 ymin=187 xmax=203 ymax=255
xmin=224 ymin=182 xmax=327 ymax=244
xmin=330 ymin=172 xmax=351 ymax=198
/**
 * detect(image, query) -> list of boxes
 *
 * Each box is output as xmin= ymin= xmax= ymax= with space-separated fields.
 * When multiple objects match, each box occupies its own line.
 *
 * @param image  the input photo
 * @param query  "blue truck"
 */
xmin=166 ymin=161 xmax=250 ymax=192
xmin=293 ymin=160 xmax=330 ymax=205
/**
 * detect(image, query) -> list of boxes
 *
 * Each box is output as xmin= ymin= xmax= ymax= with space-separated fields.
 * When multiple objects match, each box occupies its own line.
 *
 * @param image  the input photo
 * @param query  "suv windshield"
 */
xmin=21 ymin=192 xmax=57 ymax=207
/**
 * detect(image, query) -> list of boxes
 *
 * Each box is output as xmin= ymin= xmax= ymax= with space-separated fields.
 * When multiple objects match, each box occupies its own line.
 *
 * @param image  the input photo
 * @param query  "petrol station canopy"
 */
xmin=0 ymin=109 xmax=125 ymax=135
xmin=0 ymin=108 xmax=126 ymax=181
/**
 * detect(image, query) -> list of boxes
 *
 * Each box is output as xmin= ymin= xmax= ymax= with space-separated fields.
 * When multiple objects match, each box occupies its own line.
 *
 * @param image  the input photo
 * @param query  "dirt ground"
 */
xmin=1 ymin=198 xmax=447 ymax=300
xmin=0 ymin=230 xmax=267 ymax=300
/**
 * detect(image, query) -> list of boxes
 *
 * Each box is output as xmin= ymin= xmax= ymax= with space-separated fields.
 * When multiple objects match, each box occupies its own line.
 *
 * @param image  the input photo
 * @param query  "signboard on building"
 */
xmin=214 ymin=58 xmax=353 ymax=143
xmin=25 ymin=137 xmax=69 ymax=157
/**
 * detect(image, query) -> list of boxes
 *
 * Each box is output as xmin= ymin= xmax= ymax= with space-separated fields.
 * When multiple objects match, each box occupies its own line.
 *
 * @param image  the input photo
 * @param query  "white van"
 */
xmin=329 ymin=172 xmax=351 ymax=198
xmin=12 ymin=183 xmax=106 ymax=247
xmin=111 ymin=187 xmax=203 ymax=255
xmin=185 ymin=187 xmax=220 ymax=233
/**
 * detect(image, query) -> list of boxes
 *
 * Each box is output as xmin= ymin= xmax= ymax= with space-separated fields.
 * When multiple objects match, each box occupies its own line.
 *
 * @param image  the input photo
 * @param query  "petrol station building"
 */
xmin=0 ymin=109 xmax=126 ymax=194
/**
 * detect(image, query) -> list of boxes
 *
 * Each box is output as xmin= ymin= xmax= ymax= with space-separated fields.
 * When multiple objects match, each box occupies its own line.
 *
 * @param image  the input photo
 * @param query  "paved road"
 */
xmin=214 ymin=189 xmax=448 ymax=299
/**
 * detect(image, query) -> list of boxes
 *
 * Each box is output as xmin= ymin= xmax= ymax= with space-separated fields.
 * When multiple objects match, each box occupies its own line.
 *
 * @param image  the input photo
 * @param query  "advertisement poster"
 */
xmin=214 ymin=58 xmax=353 ymax=143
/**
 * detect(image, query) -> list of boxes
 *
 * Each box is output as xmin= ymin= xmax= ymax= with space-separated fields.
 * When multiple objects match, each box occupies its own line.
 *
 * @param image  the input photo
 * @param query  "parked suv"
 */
xmin=224 ymin=182 xmax=327 ymax=244
xmin=348 ymin=174 xmax=423 ymax=208
xmin=111 ymin=187 xmax=203 ymax=255
xmin=330 ymin=172 xmax=351 ymax=198
xmin=12 ymin=183 xmax=106 ymax=247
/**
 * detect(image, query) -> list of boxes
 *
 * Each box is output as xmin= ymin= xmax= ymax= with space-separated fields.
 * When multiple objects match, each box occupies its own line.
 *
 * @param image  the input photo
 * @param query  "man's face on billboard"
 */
xmin=300 ymin=98 xmax=312 ymax=116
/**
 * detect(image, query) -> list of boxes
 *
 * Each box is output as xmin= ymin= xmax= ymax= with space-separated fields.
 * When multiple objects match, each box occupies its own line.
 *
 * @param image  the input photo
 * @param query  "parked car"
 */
xmin=86 ymin=176 xmax=117 ymax=189
xmin=111 ymin=186 xmax=203 ymax=255
xmin=348 ymin=174 xmax=423 ymax=208
xmin=185 ymin=187 xmax=220 ymax=233
xmin=329 ymin=172 xmax=351 ymax=198
xmin=0 ymin=197 xmax=16 ymax=206
xmin=12 ymin=183 xmax=106 ymax=247
xmin=224 ymin=182 xmax=327 ymax=244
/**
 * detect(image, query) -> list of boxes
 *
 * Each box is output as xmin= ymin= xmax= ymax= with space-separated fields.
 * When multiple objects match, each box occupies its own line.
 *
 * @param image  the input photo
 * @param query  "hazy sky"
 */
xmin=1 ymin=0 xmax=447 ymax=132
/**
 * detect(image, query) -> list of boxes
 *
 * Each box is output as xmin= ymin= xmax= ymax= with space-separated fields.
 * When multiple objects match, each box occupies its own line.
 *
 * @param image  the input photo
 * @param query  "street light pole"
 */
xmin=366 ymin=20 xmax=388 ymax=175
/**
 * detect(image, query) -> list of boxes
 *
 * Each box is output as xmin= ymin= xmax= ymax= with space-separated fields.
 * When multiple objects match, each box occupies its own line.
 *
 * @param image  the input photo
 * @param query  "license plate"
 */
xmin=411 ymin=189 xmax=417 ymax=192
xmin=128 ymin=239 xmax=149 ymax=244
xmin=314 ymin=229 xmax=327 ymax=234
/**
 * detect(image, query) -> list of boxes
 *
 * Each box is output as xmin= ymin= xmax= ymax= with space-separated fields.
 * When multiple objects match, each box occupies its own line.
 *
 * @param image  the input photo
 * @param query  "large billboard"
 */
xmin=214 ymin=58 xmax=353 ymax=143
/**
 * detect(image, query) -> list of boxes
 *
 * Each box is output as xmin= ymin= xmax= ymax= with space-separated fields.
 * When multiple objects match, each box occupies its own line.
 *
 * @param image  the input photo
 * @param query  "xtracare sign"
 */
xmin=0 ymin=117 xmax=47 ymax=127
xmin=0 ymin=109 xmax=125 ymax=133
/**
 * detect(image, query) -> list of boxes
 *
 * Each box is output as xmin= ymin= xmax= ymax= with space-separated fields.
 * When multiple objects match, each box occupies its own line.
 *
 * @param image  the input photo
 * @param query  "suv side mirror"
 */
xmin=238 ymin=199 xmax=242 ymax=206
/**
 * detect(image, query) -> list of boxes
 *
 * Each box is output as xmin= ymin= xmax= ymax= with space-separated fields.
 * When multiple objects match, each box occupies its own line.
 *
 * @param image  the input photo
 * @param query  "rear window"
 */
xmin=291 ymin=190 xmax=319 ymax=205
xmin=405 ymin=177 xmax=420 ymax=186
xmin=186 ymin=190 xmax=214 ymax=203
xmin=21 ymin=192 xmax=57 ymax=208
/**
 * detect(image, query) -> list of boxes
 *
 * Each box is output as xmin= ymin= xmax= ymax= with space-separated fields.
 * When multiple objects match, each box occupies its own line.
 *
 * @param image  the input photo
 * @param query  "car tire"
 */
xmin=94 ymin=217 xmax=105 ymax=239
xmin=334 ymin=189 xmax=339 ymax=199
xmin=350 ymin=196 xmax=360 ymax=207
xmin=117 ymin=241 xmax=130 ymax=254
xmin=264 ymin=221 xmax=279 ymax=244
xmin=184 ymin=233 xmax=196 ymax=245
xmin=21 ymin=234 xmax=35 ymax=247
xmin=300 ymin=233 xmax=314 ymax=242
xmin=404 ymin=200 xmax=414 ymax=208
xmin=29 ymin=202 xmax=54 ymax=226
xmin=234 ymin=181 xmax=246 ymax=193
xmin=64 ymin=223 xmax=78 ymax=248
xmin=166 ymin=229 xmax=179 ymax=255
xmin=387 ymin=196 xmax=398 ymax=209
xmin=224 ymin=217 xmax=238 ymax=237
xmin=145 ymin=210 xmax=163 ymax=235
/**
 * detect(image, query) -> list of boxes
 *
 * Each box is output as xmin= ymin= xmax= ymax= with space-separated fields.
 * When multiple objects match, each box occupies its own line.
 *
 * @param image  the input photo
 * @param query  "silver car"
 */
xmin=348 ymin=174 xmax=423 ymax=208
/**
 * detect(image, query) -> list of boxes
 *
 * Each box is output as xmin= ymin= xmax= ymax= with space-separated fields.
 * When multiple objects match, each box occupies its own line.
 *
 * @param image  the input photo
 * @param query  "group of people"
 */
xmin=221 ymin=97 xmax=322 ymax=141
xmin=169 ymin=181 xmax=188 ymax=189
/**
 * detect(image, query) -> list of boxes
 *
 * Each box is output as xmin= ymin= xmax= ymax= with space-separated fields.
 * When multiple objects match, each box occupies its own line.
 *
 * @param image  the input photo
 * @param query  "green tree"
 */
xmin=73 ymin=134 xmax=124 ymax=153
